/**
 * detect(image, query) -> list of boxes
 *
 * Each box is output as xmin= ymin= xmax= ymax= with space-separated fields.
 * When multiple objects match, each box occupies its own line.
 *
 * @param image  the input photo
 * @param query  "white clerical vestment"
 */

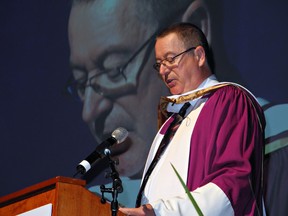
xmin=140 ymin=75 xmax=234 ymax=216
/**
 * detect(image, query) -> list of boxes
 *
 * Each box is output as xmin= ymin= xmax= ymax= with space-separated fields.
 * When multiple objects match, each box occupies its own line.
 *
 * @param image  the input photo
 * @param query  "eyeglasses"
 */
xmin=65 ymin=32 xmax=157 ymax=100
xmin=153 ymin=47 xmax=196 ymax=72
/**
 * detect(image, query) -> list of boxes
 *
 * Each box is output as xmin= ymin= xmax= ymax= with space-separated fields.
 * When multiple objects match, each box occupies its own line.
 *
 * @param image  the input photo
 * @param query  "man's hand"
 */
xmin=119 ymin=204 xmax=156 ymax=216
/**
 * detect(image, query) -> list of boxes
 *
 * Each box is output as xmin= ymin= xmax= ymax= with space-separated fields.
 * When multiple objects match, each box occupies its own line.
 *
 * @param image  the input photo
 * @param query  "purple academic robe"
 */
xmin=186 ymin=85 xmax=265 ymax=215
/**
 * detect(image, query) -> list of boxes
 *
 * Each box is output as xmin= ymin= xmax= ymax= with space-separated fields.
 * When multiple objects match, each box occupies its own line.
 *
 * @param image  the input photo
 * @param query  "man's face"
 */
xmin=155 ymin=33 xmax=199 ymax=95
xmin=68 ymin=1 xmax=167 ymax=178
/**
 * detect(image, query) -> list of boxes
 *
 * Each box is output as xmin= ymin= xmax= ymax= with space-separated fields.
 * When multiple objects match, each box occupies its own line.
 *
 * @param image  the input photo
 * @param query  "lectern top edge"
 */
xmin=0 ymin=176 xmax=86 ymax=206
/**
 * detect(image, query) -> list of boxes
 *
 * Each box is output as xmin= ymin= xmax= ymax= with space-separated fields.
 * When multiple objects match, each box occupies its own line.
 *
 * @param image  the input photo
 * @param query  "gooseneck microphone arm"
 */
xmin=74 ymin=127 xmax=128 ymax=176
xmin=72 ymin=127 xmax=128 ymax=216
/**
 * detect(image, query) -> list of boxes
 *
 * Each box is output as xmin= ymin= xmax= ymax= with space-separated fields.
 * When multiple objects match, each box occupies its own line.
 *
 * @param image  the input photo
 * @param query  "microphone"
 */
xmin=76 ymin=127 xmax=128 ymax=174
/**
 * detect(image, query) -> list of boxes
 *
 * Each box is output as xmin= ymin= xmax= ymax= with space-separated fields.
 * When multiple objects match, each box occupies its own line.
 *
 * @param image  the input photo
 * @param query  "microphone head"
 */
xmin=111 ymin=127 xmax=128 ymax=144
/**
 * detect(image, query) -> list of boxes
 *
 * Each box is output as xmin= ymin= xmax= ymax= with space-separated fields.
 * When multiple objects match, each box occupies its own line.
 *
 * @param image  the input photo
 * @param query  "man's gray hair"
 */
xmin=71 ymin=0 xmax=193 ymax=26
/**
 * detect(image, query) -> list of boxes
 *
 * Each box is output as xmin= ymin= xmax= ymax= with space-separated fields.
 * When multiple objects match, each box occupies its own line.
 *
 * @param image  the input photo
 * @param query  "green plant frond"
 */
xmin=170 ymin=163 xmax=204 ymax=216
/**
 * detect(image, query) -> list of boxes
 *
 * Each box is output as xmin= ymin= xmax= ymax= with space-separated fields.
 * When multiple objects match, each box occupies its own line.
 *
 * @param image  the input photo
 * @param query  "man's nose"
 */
xmin=159 ymin=63 xmax=170 ymax=77
xmin=82 ymin=86 xmax=113 ymax=124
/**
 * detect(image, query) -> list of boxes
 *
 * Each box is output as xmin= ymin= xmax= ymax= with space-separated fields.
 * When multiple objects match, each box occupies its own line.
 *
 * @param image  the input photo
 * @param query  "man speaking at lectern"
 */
xmin=120 ymin=23 xmax=265 ymax=216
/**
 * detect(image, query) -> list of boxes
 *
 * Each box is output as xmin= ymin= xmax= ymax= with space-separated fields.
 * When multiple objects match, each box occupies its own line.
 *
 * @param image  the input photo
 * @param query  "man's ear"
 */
xmin=181 ymin=0 xmax=211 ymax=43
xmin=195 ymin=46 xmax=206 ymax=67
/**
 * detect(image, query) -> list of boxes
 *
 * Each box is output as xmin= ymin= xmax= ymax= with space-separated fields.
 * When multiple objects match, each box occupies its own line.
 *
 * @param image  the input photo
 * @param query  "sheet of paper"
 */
xmin=17 ymin=203 xmax=52 ymax=216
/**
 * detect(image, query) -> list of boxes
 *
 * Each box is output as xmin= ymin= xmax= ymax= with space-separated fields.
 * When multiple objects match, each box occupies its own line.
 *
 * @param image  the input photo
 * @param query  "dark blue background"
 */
xmin=0 ymin=1 xmax=98 ymax=195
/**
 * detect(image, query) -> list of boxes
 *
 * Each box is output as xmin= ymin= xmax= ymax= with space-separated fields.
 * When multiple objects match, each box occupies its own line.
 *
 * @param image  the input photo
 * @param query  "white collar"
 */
xmin=166 ymin=75 xmax=219 ymax=113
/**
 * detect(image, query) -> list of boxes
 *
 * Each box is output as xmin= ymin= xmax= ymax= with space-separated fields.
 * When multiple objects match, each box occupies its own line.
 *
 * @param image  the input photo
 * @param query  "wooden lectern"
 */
xmin=0 ymin=176 xmax=125 ymax=216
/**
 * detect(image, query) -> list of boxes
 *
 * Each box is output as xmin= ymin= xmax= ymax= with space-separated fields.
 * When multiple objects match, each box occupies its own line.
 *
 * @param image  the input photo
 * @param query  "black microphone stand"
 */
xmin=100 ymin=149 xmax=123 ymax=216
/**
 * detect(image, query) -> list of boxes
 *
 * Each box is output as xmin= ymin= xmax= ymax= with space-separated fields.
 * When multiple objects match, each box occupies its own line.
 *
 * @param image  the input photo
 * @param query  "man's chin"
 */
xmin=114 ymin=150 xmax=148 ymax=179
xmin=91 ymin=129 xmax=151 ymax=179
xmin=116 ymin=165 xmax=143 ymax=179
xmin=126 ymin=168 xmax=144 ymax=179
xmin=110 ymin=152 xmax=144 ymax=179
